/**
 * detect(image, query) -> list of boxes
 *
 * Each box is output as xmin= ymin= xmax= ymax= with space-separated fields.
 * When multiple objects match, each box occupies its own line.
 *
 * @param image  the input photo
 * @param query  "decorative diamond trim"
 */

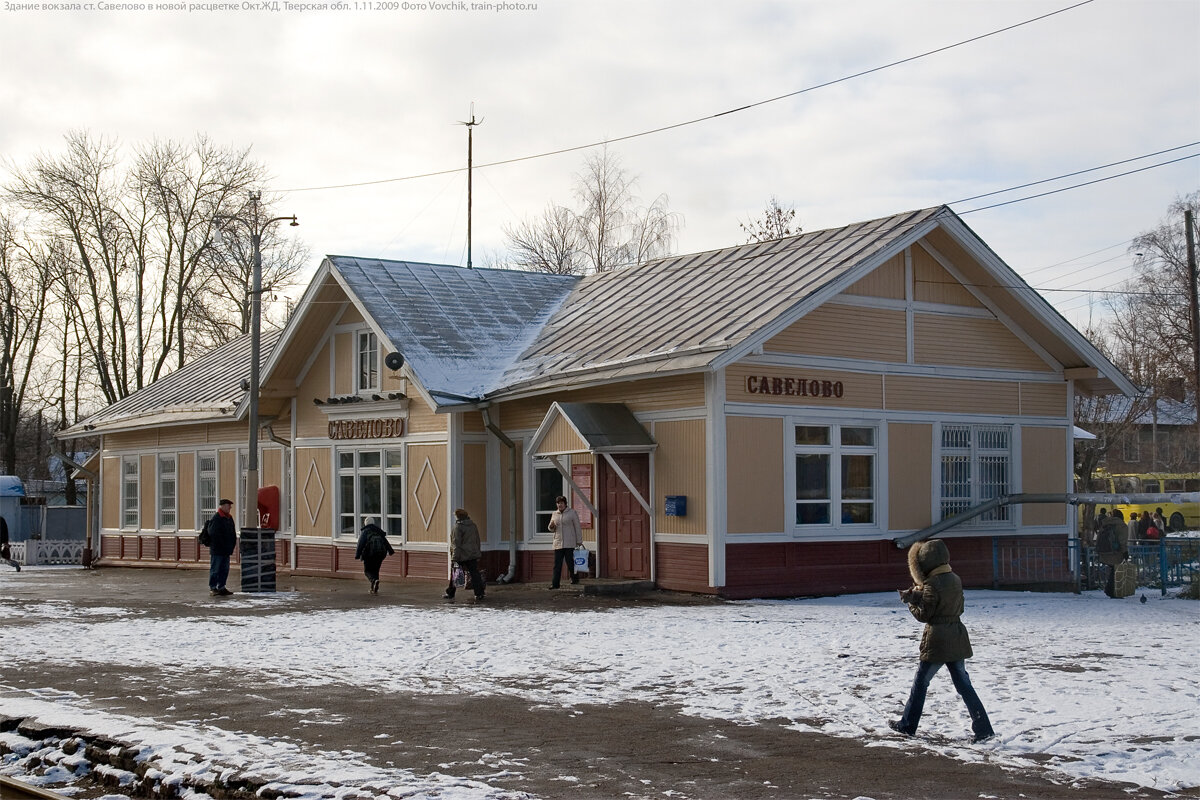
xmin=303 ymin=458 xmax=325 ymax=526
xmin=413 ymin=456 xmax=441 ymax=531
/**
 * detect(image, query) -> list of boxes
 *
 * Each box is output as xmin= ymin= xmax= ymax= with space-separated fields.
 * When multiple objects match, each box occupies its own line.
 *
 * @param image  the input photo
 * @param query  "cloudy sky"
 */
xmin=2 ymin=0 xmax=1197 ymax=330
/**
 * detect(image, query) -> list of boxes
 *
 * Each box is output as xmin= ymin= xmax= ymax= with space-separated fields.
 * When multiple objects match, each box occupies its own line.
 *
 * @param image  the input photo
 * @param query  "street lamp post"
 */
xmin=215 ymin=190 xmax=298 ymax=529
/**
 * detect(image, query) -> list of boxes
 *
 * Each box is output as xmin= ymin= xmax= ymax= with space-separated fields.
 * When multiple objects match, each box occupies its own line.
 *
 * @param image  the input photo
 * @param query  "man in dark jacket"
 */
xmin=444 ymin=508 xmax=484 ymax=602
xmin=0 ymin=515 xmax=19 ymax=571
xmin=355 ymin=516 xmax=394 ymax=594
xmin=207 ymin=498 xmax=238 ymax=597
xmin=890 ymin=538 xmax=994 ymax=743
xmin=1097 ymin=509 xmax=1130 ymax=598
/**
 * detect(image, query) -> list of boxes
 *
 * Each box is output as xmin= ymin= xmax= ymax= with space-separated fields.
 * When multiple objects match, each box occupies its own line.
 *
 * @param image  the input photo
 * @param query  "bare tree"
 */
xmin=0 ymin=212 xmax=55 ymax=474
xmin=503 ymin=204 xmax=585 ymax=275
xmin=503 ymin=147 xmax=681 ymax=275
xmin=4 ymin=131 xmax=293 ymax=405
xmin=1125 ymin=191 xmax=1199 ymax=395
xmin=739 ymin=196 xmax=800 ymax=243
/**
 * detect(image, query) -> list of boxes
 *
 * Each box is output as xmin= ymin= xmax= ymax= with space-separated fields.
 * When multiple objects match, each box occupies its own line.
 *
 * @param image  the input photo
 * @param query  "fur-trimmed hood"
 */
xmin=908 ymin=538 xmax=951 ymax=585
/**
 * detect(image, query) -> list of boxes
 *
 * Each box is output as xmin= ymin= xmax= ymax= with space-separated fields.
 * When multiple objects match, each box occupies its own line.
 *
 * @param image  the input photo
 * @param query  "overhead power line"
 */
xmin=280 ymin=0 xmax=1096 ymax=194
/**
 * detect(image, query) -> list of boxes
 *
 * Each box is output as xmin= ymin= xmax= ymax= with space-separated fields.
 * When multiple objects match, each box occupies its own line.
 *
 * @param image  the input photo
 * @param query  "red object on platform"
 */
xmin=257 ymin=485 xmax=280 ymax=529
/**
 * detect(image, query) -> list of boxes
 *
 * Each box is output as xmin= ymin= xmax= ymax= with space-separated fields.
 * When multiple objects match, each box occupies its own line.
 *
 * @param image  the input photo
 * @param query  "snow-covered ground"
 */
xmin=1 ymin=566 xmax=1197 ymax=798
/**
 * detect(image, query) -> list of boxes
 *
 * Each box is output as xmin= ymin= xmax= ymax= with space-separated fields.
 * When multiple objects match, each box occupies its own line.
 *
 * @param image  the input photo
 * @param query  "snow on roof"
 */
xmin=329 ymin=257 xmax=577 ymax=402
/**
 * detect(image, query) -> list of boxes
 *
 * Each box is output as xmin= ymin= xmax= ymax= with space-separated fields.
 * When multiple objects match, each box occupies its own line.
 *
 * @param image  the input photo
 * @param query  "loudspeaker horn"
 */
xmin=384 ymin=351 xmax=405 ymax=371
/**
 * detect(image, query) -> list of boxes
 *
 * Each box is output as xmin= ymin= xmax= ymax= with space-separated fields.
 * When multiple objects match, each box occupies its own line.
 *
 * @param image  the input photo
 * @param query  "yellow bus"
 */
xmin=1083 ymin=472 xmax=1200 ymax=531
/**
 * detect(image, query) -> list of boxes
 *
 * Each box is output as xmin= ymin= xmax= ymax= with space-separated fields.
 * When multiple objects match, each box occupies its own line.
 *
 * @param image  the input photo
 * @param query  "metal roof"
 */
xmin=328 ymin=257 xmax=577 ymax=402
xmin=552 ymin=402 xmax=656 ymax=452
xmin=61 ymin=331 xmax=280 ymax=436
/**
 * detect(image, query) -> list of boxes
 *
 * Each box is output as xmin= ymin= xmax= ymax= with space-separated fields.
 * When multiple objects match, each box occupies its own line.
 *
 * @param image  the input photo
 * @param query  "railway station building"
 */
xmin=60 ymin=206 xmax=1135 ymax=597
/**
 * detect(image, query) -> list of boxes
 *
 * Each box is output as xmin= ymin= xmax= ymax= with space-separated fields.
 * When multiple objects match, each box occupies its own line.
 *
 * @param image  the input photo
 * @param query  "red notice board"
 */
xmin=572 ymin=463 xmax=593 ymax=528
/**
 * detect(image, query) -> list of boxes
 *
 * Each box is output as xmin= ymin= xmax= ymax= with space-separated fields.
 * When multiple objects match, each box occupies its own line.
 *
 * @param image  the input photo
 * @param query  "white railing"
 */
xmin=8 ymin=539 xmax=86 ymax=565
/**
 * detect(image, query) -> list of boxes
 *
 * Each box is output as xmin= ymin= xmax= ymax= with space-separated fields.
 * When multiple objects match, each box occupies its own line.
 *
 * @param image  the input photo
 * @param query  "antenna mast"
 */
xmin=459 ymin=104 xmax=483 ymax=269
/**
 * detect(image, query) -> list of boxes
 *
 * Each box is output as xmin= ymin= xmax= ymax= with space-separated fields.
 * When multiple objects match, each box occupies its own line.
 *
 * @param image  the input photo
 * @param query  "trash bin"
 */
xmin=239 ymin=527 xmax=276 ymax=593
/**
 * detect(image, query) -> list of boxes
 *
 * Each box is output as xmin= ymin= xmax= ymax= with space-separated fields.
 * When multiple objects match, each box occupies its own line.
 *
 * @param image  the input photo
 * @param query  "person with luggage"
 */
xmin=444 ymin=508 xmax=485 ymax=602
xmin=355 ymin=516 xmax=394 ymax=594
xmin=889 ymin=538 xmax=995 ymax=743
xmin=547 ymin=495 xmax=582 ymax=589
xmin=1097 ymin=509 xmax=1130 ymax=598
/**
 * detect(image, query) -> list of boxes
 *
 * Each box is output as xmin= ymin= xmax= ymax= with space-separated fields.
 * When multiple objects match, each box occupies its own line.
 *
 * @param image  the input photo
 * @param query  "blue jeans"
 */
xmin=209 ymin=552 xmax=231 ymax=590
xmin=897 ymin=660 xmax=993 ymax=739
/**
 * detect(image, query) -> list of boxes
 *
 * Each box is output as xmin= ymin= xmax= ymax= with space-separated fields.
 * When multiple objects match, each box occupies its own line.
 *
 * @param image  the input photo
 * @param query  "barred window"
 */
xmin=197 ymin=452 xmax=217 ymax=528
xmin=158 ymin=455 xmax=177 ymax=530
xmin=940 ymin=424 xmax=1011 ymax=524
xmin=122 ymin=457 xmax=139 ymax=529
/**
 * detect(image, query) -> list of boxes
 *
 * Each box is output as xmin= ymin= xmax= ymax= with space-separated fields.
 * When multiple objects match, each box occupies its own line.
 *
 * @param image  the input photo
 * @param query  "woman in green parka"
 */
xmin=890 ymin=538 xmax=995 ymax=743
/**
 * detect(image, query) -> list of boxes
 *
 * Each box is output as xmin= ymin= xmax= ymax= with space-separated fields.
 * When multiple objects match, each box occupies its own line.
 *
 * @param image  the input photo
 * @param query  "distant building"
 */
xmin=1080 ymin=392 xmax=1197 ymax=474
xmin=57 ymin=206 xmax=1134 ymax=598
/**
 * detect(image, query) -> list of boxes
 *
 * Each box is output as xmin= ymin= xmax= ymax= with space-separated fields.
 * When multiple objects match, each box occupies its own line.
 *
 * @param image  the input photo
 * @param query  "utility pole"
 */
xmin=1186 ymin=209 xmax=1199 ymax=465
xmin=459 ymin=105 xmax=482 ymax=269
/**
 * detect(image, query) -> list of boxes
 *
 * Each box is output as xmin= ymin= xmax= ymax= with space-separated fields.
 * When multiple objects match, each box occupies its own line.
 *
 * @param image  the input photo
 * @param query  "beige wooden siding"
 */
xmin=914 ymin=314 xmax=1051 ymax=372
xmin=204 ymin=422 xmax=249 ymax=445
xmin=219 ymin=450 xmax=237 ymax=509
xmin=888 ymin=423 xmax=933 ymax=531
xmin=912 ymin=245 xmax=983 ymax=307
xmin=461 ymin=411 xmax=485 ymax=433
xmin=539 ymin=414 xmax=587 ymax=454
xmin=382 ymin=370 xmax=405 ymax=392
xmin=296 ymin=447 xmax=331 ymax=537
xmin=499 ymin=374 xmax=705 ymax=431
xmin=884 ymin=375 xmax=1019 ymax=415
xmin=178 ymin=452 xmax=196 ymax=531
xmin=1020 ymin=383 xmax=1068 ymax=417
xmin=463 ymin=442 xmax=488 ymax=540
xmin=169 ymin=427 xmax=208 ymax=446
xmin=726 ymin=416 xmax=784 ymax=534
xmin=296 ymin=341 xmax=332 ymax=439
xmin=725 ymin=363 xmax=884 ymax=409
xmin=765 ymin=305 xmax=907 ymax=362
xmin=333 ymin=332 xmax=353 ymax=395
xmin=102 ymin=456 xmax=120 ymax=529
xmin=653 ymin=419 xmax=707 ymax=536
xmin=108 ymin=429 xmax=160 ymax=450
xmin=338 ymin=304 xmax=364 ymax=325
xmin=407 ymin=443 xmax=448 ymax=544
xmin=407 ymin=395 xmax=448 ymax=434
xmin=840 ymin=251 xmax=905 ymax=299
xmin=262 ymin=448 xmax=282 ymax=492
xmin=1022 ymin=426 xmax=1067 ymax=526
xmin=499 ymin=440 xmax=524 ymax=543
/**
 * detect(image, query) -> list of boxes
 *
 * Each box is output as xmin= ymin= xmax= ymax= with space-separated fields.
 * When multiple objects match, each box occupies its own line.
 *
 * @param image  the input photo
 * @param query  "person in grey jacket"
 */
xmin=890 ymin=538 xmax=994 ymax=743
xmin=444 ymin=508 xmax=484 ymax=602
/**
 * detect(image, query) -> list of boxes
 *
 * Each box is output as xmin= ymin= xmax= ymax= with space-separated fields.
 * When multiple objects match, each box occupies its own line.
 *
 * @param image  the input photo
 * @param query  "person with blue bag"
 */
xmin=444 ymin=508 xmax=484 ymax=602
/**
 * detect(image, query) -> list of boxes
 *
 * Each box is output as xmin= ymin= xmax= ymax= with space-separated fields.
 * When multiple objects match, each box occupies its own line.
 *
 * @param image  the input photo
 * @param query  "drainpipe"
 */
xmin=481 ymin=406 xmax=519 ymax=583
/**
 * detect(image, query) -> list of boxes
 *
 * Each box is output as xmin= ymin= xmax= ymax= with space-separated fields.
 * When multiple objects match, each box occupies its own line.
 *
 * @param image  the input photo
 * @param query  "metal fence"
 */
xmin=991 ymin=535 xmax=1199 ymax=595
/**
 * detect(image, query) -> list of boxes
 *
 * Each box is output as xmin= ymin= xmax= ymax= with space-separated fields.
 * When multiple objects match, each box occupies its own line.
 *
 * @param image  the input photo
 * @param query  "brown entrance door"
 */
xmin=600 ymin=454 xmax=651 ymax=579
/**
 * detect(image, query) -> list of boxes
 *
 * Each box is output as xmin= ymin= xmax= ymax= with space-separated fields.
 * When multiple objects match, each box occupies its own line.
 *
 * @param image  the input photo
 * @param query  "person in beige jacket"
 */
xmin=547 ymin=495 xmax=583 ymax=588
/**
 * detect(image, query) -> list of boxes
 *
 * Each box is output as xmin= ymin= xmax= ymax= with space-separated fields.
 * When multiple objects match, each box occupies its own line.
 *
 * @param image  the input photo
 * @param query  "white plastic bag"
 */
xmin=572 ymin=546 xmax=590 ymax=575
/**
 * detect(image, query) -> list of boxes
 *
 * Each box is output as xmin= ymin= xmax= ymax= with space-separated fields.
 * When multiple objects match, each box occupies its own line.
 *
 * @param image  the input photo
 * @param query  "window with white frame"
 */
xmin=122 ymin=457 xmax=139 ymax=529
xmin=940 ymin=424 xmax=1011 ymax=524
xmin=533 ymin=461 xmax=567 ymax=535
xmin=792 ymin=424 xmax=877 ymax=527
xmin=337 ymin=447 xmax=403 ymax=537
xmin=357 ymin=331 xmax=379 ymax=392
xmin=158 ymin=454 xmax=177 ymax=530
xmin=197 ymin=452 xmax=217 ymax=528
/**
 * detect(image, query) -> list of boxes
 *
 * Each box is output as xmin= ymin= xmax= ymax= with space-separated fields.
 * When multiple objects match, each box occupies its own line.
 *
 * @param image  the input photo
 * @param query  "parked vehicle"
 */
xmin=1082 ymin=472 xmax=1200 ymax=531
